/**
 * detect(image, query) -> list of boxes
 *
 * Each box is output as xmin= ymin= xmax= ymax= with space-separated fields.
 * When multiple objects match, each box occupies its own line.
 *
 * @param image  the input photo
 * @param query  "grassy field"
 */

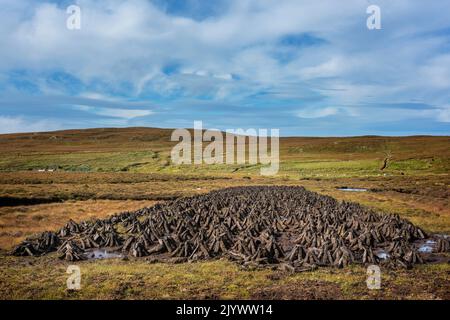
xmin=0 ymin=128 xmax=449 ymax=299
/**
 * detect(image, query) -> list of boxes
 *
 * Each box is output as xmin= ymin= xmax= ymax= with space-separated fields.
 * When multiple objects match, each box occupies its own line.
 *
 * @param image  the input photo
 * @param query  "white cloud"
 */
xmin=74 ymin=105 xmax=153 ymax=119
xmin=296 ymin=106 xmax=341 ymax=118
xmin=437 ymin=106 xmax=450 ymax=123
xmin=0 ymin=116 xmax=62 ymax=133
xmin=300 ymin=57 xmax=344 ymax=80
xmin=0 ymin=1 xmax=446 ymax=98
xmin=419 ymin=54 xmax=450 ymax=90
xmin=79 ymin=92 xmax=122 ymax=102
xmin=0 ymin=0 xmax=450 ymax=134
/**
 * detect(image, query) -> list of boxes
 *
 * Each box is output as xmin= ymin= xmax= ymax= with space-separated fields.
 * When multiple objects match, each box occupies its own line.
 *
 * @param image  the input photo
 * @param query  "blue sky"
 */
xmin=0 ymin=0 xmax=449 ymax=136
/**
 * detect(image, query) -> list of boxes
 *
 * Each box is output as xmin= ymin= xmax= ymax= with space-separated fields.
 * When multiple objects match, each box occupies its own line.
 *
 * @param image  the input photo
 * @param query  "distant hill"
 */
xmin=0 ymin=127 xmax=448 ymax=176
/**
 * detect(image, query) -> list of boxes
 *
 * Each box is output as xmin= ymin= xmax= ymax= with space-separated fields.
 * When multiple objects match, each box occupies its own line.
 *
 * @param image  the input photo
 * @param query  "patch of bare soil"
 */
xmin=383 ymin=270 xmax=450 ymax=300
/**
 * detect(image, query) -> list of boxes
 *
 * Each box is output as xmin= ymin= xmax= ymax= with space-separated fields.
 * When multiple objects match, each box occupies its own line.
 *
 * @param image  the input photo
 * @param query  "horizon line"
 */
xmin=0 ymin=126 xmax=448 ymax=139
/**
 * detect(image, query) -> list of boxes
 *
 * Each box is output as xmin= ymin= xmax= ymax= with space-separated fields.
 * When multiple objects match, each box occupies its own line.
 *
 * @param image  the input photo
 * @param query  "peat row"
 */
xmin=11 ymin=186 xmax=449 ymax=271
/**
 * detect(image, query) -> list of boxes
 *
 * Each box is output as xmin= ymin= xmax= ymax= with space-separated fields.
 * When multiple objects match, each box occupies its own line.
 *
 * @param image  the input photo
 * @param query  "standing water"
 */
xmin=337 ymin=187 xmax=368 ymax=192
xmin=85 ymin=248 xmax=122 ymax=260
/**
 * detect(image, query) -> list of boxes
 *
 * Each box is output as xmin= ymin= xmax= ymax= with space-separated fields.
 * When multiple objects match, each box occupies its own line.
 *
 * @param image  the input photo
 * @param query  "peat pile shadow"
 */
xmin=11 ymin=186 xmax=450 ymax=271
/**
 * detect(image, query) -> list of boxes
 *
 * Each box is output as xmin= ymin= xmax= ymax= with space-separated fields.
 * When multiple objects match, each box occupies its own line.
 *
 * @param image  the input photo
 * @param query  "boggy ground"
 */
xmin=0 ymin=254 xmax=448 ymax=299
xmin=11 ymin=186 xmax=441 ymax=270
xmin=0 ymin=128 xmax=449 ymax=299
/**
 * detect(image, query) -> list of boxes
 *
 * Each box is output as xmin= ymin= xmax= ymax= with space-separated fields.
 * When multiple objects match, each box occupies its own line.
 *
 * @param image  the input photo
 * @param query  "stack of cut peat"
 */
xmin=11 ymin=186 xmax=448 ymax=271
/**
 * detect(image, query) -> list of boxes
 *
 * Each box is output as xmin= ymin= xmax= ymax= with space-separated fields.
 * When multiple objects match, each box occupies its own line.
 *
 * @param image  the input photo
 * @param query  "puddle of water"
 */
xmin=418 ymin=245 xmax=433 ymax=253
xmin=86 ymin=248 xmax=122 ymax=260
xmin=416 ymin=239 xmax=437 ymax=253
xmin=337 ymin=188 xmax=368 ymax=192
xmin=374 ymin=249 xmax=390 ymax=260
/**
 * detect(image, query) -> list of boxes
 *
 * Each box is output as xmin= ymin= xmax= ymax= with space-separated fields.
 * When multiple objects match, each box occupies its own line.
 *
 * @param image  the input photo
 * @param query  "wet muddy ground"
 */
xmin=11 ymin=186 xmax=450 ymax=273
xmin=1 ymin=173 xmax=448 ymax=300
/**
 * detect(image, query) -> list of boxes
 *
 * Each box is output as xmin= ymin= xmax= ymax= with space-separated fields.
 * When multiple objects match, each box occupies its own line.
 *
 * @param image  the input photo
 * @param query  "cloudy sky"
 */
xmin=0 ymin=0 xmax=449 ymax=136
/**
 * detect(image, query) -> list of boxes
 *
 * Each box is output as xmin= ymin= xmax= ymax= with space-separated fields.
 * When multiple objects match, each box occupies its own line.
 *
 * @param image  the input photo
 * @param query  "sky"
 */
xmin=0 ymin=0 xmax=449 ymax=136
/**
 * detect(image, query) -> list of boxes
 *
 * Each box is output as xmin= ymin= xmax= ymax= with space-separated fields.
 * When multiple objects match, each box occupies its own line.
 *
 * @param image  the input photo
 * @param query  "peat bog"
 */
xmin=11 ymin=186 xmax=450 ymax=271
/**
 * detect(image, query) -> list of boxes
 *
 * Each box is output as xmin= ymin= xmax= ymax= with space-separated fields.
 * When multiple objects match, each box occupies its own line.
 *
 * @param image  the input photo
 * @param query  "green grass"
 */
xmin=2 ymin=153 xmax=446 ymax=180
xmin=0 ymin=130 xmax=448 ymax=179
xmin=1 ymin=254 xmax=449 ymax=300
xmin=0 ymin=151 xmax=161 ymax=172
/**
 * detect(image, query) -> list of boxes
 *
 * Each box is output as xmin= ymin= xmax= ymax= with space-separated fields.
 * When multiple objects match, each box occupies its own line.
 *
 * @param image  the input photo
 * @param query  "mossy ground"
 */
xmin=1 ymin=254 xmax=448 ymax=300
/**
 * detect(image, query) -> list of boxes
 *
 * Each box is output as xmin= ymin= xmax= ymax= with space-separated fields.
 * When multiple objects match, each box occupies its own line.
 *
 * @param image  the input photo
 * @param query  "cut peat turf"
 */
xmin=11 ymin=186 xmax=450 ymax=271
